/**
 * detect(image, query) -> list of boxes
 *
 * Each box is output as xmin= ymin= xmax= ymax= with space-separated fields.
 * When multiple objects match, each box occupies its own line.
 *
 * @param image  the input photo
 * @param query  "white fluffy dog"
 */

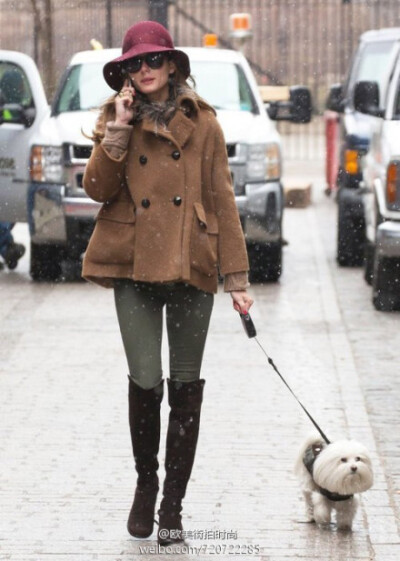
xmin=294 ymin=433 xmax=374 ymax=530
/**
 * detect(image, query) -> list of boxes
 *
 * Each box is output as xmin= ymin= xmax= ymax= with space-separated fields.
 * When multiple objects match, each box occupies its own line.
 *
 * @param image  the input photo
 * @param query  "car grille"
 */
xmin=69 ymin=144 xmax=244 ymax=194
xmin=64 ymin=143 xmax=93 ymax=194
xmin=226 ymin=144 xmax=245 ymax=195
xmin=226 ymin=143 xmax=236 ymax=157
xmin=76 ymin=173 xmax=84 ymax=188
xmin=72 ymin=145 xmax=93 ymax=160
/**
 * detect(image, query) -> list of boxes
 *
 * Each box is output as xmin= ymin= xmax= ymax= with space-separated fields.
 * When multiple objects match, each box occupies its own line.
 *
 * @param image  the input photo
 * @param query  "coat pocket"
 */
xmin=87 ymin=200 xmax=136 ymax=265
xmin=190 ymin=202 xmax=219 ymax=276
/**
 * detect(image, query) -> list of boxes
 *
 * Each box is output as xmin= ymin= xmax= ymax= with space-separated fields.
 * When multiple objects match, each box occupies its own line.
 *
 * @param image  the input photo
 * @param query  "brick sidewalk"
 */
xmin=1 ymin=167 xmax=399 ymax=560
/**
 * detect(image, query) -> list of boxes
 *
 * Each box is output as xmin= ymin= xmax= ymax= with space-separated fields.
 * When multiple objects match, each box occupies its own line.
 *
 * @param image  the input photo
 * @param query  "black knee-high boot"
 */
xmin=158 ymin=379 xmax=205 ymax=545
xmin=127 ymin=378 xmax=164 ymax=538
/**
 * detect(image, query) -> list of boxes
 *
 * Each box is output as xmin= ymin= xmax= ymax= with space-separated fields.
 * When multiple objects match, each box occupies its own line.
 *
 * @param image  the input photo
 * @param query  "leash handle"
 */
xmin=239 ymin=312 xmax=257 ymax=338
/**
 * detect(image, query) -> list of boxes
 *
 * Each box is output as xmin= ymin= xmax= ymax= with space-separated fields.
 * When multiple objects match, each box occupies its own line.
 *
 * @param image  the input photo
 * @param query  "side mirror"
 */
xmin=0 ymin=103 xmax=35 ymax=127
xmin=326 ymin=83 xmax=345 ymax=113
xmin=354 ymin=81 xmax=383 ymax=117
xmin=289 ymin=86 xmax=312 ymax=123
xmin=267 ymin=86 xmax=312 ymax=124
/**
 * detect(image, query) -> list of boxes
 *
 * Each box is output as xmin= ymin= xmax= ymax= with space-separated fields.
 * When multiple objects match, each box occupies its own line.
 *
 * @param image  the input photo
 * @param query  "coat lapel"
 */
xmin=141 ymin=105 xmax=196 ymax=150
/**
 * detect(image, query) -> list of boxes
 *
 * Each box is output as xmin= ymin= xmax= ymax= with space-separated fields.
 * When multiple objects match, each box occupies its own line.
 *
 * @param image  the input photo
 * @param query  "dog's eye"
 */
xmin=355 ymin=456 xmax=361 ymax=462
xmin=340 ymin=458 xmax=347 ymax=463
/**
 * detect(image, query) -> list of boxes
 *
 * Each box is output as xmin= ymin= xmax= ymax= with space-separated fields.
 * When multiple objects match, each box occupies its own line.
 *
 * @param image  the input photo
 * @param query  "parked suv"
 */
xmin=0 ymin=46 xmax=311 ymax=281
xmin=353 ymin=57 xmax=400 ymax=311
xmin=326 ymin=27 xmax=400 ymax=266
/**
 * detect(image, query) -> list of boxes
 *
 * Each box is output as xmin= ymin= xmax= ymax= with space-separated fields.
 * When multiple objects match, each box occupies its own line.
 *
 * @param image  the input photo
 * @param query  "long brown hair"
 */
xmin=89 ymin=65 xmax=214 ymax=143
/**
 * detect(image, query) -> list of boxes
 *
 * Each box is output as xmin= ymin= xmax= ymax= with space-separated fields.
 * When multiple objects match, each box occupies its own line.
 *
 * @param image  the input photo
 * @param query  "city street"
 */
xmin=1 ymin=161 xmax=400 ymax=560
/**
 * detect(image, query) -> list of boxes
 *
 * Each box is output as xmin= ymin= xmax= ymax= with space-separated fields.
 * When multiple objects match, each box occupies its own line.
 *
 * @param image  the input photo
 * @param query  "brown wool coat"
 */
xmin=82 ymin=95 xmax=249 ymax=294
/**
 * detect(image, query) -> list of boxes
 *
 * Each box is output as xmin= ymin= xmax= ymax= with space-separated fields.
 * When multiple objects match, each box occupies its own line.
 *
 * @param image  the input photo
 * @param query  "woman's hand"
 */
xmin=230 ymin=290 xmax=254 ymax=314
xmin=115 ymin=79 xmax=135 ymax=126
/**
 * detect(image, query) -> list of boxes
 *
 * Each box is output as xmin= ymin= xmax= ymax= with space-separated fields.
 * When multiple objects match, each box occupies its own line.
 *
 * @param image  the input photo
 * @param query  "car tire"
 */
xmin=337 ymin=194 xmax=365 ymax=266
xmin=248 ymin=242 xmax=282 ymax=283
xmin=60 ymin=259 xmax=84 ymax=282
xmin=364 ymin=240 xmax=374 ymax=285
xmin=30 ymin=242 xmax=63 ymax=282
xmin=372 ymin=255 xmax=400 ymax=311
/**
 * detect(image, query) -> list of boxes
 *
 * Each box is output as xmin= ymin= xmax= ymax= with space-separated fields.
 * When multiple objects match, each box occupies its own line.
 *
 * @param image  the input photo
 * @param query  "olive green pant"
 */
xmin=114 ymin=280 xmax=214 ymax=390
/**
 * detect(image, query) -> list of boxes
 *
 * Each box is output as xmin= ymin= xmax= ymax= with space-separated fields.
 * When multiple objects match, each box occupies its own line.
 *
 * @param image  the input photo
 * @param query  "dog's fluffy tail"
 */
xmin=294 ymin=432 xmax=327 ymax=478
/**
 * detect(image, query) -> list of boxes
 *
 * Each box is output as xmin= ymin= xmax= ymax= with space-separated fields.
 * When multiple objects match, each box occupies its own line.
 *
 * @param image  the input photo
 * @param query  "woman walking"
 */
xmin=82 ymin=20 xmax=253 ymax=544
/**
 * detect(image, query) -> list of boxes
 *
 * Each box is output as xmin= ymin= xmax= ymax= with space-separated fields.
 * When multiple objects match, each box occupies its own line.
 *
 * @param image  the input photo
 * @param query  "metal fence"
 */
xmin=1 ymin=0 xmax=400 ymax=159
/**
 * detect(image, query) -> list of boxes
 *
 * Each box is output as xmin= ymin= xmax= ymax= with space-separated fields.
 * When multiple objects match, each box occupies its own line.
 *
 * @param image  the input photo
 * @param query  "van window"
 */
xmin=191 ymin=61 xmax=258 ymax=113
xmin=348 ymin=40 xmax=397 ymax=109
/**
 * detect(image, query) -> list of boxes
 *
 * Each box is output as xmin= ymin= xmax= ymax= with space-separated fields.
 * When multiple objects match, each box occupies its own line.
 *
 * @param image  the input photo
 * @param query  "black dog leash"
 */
xmin=239 ymin=312 xmax=331 ymax=445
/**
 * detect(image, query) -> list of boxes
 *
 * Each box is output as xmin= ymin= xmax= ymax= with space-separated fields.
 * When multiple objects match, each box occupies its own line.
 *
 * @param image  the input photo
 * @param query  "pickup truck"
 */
xmin=353 ymin=61 xmax=400 ymax=311
xmin=0 ymin=46 xmax=311 ymax=282
xmin=326 ymin=27 xmax=400 ymax=267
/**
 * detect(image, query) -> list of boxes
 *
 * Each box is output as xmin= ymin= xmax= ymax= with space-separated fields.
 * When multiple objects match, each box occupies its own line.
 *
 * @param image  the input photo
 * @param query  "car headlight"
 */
xmin=30 ymin=145 xmax=64 ymax=183
xmin=245 ymin=142 xmax=281 ymax=181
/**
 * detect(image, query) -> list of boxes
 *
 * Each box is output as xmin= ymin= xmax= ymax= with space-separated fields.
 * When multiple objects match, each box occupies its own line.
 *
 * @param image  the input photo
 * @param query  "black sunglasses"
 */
xmin=123 ymin=52 xmax=168 ymax=73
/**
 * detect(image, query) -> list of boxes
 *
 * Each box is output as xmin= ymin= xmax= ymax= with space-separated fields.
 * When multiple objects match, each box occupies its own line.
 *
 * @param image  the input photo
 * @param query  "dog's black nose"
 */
xmin=351 ymin=466 xmax=358 ymax=472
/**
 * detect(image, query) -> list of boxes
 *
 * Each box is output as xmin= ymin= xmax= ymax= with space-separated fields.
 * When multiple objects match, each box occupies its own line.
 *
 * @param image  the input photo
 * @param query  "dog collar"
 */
xmin=319 ymin=487 xmax=354 ymax=502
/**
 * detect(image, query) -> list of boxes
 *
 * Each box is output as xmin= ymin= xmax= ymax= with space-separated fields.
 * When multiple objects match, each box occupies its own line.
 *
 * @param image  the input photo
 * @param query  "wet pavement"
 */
xmin=1 ymin=160 xmax=400 ymax=560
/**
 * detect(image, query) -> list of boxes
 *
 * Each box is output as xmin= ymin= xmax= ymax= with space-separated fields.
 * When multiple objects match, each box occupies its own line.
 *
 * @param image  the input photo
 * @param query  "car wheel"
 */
xmin=248 ymin=242 xmax=282 ymax=283
xmin=372 ymin=255 xmax=400 ymax=311
xmin=337 ymin=194 xmax=365 ymax=266
xmin=364 ymin=240 xmax=374 ymax=285
xmin=30 ymin=242 xmax=63 ymax=282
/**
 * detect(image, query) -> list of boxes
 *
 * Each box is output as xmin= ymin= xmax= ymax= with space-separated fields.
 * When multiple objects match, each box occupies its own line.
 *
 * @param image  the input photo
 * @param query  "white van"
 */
xmin=0 ymin=46 xmax=311 ymax=281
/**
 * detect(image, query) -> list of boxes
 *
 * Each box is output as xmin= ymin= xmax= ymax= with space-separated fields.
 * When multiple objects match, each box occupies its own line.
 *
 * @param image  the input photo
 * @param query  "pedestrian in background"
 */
xmin=0 ymin=222 xmax=25 ymax=271
xmin=82 ymin=20 xmax=253 ymax=545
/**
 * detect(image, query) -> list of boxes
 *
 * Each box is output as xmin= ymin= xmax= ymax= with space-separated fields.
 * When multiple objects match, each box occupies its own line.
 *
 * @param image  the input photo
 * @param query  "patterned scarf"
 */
xmin=133 ymin=83 xmax=194 ymax=129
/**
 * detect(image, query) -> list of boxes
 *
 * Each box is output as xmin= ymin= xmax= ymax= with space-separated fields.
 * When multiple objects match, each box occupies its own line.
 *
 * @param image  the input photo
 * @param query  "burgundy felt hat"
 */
xmin=103 ymin=21 xmax=190 ymax=91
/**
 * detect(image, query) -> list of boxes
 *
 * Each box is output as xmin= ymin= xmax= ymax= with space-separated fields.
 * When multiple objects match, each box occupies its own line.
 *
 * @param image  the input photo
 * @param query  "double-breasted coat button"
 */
xmin=139 ymin=155 xmax=148 ymax=165
xmin=141 ymin=198 xmax=151 ymax=208
xmin=171 ymin=150 xmax=181 ymax=160
xmin=173 ymin=196 xmax=182 ymax=206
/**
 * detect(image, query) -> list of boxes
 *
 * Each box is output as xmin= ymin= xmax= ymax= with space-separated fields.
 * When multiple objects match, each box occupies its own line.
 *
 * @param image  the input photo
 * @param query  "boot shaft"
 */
xmin=128 ymin=378 xmax=164 ymax=487
xmin=163 ymin=379 xmax=205 ymax=499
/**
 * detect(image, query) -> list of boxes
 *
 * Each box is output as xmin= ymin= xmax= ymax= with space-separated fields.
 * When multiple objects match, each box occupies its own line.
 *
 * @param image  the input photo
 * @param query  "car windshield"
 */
xmin=53 ymin=60 xmax=258 ymax=114
xmin=53 ymin=63 xmax=114 ymax=114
